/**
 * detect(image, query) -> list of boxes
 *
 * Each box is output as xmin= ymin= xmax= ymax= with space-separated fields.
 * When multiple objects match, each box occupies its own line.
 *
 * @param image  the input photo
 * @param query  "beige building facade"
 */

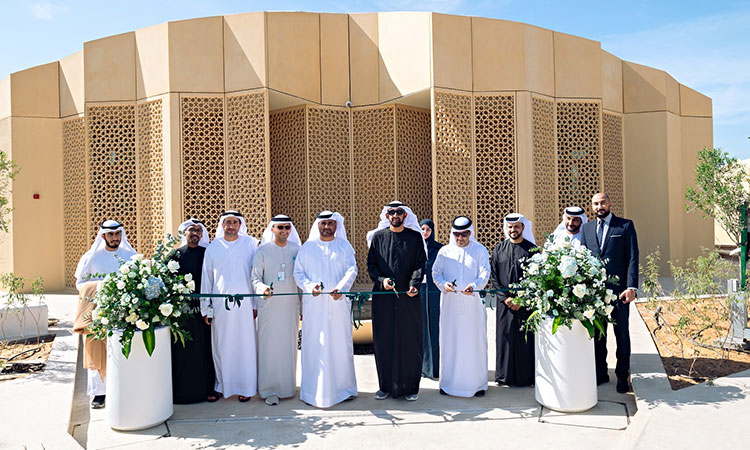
xmin=0 ymin=11 xmax=713 ymax=290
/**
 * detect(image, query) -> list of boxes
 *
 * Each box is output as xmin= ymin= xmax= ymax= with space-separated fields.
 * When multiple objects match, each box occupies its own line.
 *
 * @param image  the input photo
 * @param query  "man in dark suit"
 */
xmin=579 ymin=193 xmax=639 ymax=393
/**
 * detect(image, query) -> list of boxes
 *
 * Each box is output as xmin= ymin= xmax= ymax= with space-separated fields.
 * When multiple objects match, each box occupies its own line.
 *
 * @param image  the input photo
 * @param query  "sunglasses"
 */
xmin=274 ymin=225 xmax=291 ymax=230
xmin=452 ymin=231 xmax=470 ymax=238
xmin=387 ymin=209 xmax=406 ymax=216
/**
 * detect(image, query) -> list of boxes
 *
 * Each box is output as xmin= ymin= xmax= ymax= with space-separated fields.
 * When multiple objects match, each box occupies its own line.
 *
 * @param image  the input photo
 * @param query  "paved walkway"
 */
xmin=1 ymin=293 xmax=748 ymax=449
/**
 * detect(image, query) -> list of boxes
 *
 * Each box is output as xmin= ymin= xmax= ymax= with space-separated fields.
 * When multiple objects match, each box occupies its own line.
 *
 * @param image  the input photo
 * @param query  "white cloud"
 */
xmin=28 ymin=2 xmax=70 ymax=21
xmin=598 ymin=10 xmax=750 ymax=153
xmin=599 ymin=11 xmax=750 ymax=116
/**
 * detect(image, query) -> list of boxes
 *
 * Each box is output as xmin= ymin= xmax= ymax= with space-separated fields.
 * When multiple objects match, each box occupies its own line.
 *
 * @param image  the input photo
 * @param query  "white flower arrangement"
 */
xmin=89 ymin=235 xmax=194 ymax=357
xmin=512 ymin=235 xmax=619 ymax=337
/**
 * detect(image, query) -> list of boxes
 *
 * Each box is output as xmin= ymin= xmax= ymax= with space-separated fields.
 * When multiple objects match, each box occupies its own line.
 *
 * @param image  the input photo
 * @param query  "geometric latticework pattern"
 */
xmin=396 ymin=105 xmax=432 ymax=223
xmin=181 ymin=96 xmax=226 ymax=239
xmin=269 ymin=107 xmax=308 ymax=240
xmin=86 ymin=104 xmax=138 ymax=249
xmin=307 ymin=106 xmax=351 ymax=226
xmin=556 ymin=101 xmax=602 ymax=227
xmin=353 ymin=106 xmax=396 ymax=284
xmin=602 ymin=112 xmax=624 ymax=217
xmin=227 ymin=91 xmax=269 ymax=239
xmin=62 ymin=117 xmax=87 ymax=288
xmin=136 ymin=99 xmax=165 ymax=257
xmin=434 ymin=90 xmax=474 ymax=243
xmin=474 ymin=94 xmax=516 ymax=249
xmin=532 ymin=96 xmax=558 ymax=243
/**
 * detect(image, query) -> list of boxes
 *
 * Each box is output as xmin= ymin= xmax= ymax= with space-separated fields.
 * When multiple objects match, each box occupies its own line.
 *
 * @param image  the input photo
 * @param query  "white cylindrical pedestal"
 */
xmin=106 ymin=326 xmax=173 ymax=430
xmin=535 ymin=317 xmax=597 ymax=412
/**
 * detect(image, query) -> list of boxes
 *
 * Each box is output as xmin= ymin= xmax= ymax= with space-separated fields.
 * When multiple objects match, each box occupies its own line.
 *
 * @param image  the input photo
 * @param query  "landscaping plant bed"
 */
xmin=637 ymin=297 xmax=750 ymax=389
xmin=0 ymin=335 xmax=55 ymax=382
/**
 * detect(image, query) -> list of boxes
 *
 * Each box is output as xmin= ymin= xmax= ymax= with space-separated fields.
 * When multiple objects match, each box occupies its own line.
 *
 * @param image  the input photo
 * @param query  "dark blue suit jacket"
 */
xmin=579 ymin=214 xmax=639 ymax=294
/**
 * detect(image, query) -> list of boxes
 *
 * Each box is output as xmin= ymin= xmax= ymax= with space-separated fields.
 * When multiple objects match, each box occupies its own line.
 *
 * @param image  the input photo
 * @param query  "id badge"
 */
xmin=206 ymin=305 xmax=214 ymax=319
xmin=278 ymin=271 xmax=285 ymax=282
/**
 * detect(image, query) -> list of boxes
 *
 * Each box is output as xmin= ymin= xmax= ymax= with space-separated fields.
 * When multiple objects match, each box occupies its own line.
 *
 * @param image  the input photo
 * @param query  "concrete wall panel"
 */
xmin=136 ymin=22 xmax=169 ymax=99
xmin=680 ymin=84 xmax=712 ymax=117
xmin=168 ymin=17 xmax=224 ymax=93
xmin=623 ymin=61 xmax=678 ymax=114
xmin=601 ymin=50 xmax=623 ymax=113
xmin=432 ymin=13 xmax=472 ymax=91
xmin=378 ymin=12 xmax=431 ymax=102
xmin=471 ymin=18 xmax=525 ymax=92
xmin=11 ymin=62 xmax=59 ymax=118
xmin=554 ymin=32 xmax=601 ymax=98
xmin=624 ymin=112 xmax=671 ymax=269
xmin=349 ymin=13 xmax=379 ymax=105
xmin=59 ymin=51 xmax=84 ymax=117
xmin=679 ymin=116 xmax=714 ymax=260
xmin=10 ymin=117 xmax=63 ymax=288
xmin=267 ymin=12 xmax=320 ymax=103
xmin=524 ymin=25 xmax=554 ymax=97
xmin=224 ymin=12 xmax=267 ymax=93
xmin=320 ymin=13 xmax=350 ymax=105
xmin=84 ymin=32 xmax=136 ymax=102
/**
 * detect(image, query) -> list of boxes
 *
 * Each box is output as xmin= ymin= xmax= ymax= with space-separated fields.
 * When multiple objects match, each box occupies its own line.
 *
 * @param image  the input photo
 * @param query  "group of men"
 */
xmin=73 ymin=192 xmax=638 ymax=410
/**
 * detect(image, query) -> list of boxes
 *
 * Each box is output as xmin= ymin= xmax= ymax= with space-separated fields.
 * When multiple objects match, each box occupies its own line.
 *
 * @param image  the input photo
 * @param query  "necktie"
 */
xmin=596 ymin=219 xmax=604 ymax=250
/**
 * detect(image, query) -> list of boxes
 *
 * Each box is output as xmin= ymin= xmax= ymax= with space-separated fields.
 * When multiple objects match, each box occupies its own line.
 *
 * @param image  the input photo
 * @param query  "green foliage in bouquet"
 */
xmin=512 ymin=235 xmax=619 ymax=338
xmin=88 ymin=235 xmax=195 ymax=358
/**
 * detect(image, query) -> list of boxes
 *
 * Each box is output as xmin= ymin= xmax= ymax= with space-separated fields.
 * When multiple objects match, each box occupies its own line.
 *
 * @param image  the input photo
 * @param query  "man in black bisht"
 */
xmin=367 ymin=201 xmax=427 ymax=401
xmin=170 ymin=218 xmax=218 ymax=403
xmin=419 ymin=219 xmax=444 ymax=379
xmin=490 ymin=213 xmax=537 ymax=387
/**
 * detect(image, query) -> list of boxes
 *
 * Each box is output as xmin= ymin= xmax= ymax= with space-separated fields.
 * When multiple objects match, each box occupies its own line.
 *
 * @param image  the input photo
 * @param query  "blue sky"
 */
xmin=1 ymin=0 xmax=748 ymax=159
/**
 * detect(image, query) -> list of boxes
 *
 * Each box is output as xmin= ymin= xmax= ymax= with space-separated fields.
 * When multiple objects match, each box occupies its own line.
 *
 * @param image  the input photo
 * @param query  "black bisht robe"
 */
xmin=170 ymin=245 xmax=216 ymax=404
xmin=367 ymin=227 xmax=427 ymax=397
xmin=490 ymin=239 xmax=536 ymax=387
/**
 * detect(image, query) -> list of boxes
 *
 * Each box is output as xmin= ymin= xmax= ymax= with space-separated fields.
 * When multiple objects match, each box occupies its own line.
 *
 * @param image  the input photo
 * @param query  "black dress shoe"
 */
xmin=91 ymin=395 xmax=105 ymax=409
xmin=596 ymin=374 xmax=610 ymax=386
xmin=439 ymin=388 xmax=448 ymax=395
xmin=616 ymin=377 xmax=631 ymax=393
xmin=474 ymin=390 xmax=485 ymax=398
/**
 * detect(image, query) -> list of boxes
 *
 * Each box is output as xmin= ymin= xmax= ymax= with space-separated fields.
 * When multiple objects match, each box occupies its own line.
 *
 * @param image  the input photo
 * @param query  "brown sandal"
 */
xmin=207 ymin=391 xmax=221 ymax=403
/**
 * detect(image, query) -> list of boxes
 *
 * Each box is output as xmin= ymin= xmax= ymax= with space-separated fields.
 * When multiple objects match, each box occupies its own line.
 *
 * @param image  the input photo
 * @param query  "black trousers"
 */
xmin=595 ymin=299 xmax=630 ymax=379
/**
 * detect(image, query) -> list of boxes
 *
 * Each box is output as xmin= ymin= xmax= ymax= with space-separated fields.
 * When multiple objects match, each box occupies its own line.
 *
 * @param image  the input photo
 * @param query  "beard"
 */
xmin=595 ymin=208 xmax=610 ymax=219
xmin=566 ymin=224 xmax=581 ymax=233
xmin=508 ymin=230 xmax=521 ymax=240
xmin=320 ymin=229 xmax=335 ymax=237
xmin=389 ymin=217 xmax=403 ymax=227
xmin=105 ymin=240 xmax=120 ymax=249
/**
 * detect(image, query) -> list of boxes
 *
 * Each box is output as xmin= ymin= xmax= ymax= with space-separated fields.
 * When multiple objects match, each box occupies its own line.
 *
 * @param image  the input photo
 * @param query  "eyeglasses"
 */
xmin=275 ymin=225 xmax=291 ymax=230
xmin=387 ymin=209 xmax=406 ymax=216
xmin=452 ymin=231 xmax=470 ymax=238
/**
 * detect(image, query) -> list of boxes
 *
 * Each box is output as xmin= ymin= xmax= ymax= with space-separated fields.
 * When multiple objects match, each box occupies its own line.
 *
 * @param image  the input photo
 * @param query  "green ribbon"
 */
xmin=185 ymin=288 xmax=515 ymax=323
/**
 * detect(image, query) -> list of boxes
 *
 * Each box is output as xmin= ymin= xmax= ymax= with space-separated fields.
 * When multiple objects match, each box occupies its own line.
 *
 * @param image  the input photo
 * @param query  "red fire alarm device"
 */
xmin=33 ymin=194 xmax=40 ymax=200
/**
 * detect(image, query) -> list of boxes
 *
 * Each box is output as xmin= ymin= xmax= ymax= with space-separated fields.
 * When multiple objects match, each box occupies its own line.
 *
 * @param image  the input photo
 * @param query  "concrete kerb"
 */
xmin=617 ymin=299 xmax=674 ymax=448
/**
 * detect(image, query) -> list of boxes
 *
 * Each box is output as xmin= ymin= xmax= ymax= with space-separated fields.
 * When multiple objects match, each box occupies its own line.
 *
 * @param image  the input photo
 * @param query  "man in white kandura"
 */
xmin=431 ymin=216 xmax=491 ymax=398
xmin=201 ymin=211 xmax=259 ymax=402
xmin=251 ymin=214 xmax=302 ymax=406
xmin=293 ymin=211 xmax=358 ymax=408
xmin=551 ymin=206 xmax=588 ymax=246
xmin=74 ymin=220 xmax=137 ymax=409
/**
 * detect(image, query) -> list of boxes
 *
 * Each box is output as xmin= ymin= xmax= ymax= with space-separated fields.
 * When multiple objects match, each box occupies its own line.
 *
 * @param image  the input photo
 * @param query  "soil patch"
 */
xmin=0 ymin=335 xmax=55 ymax=382
xmin=637 ymin=298 xmax=750 ymax=389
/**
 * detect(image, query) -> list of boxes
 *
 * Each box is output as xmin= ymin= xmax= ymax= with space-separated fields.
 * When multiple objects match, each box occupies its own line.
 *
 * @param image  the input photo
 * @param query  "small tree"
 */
xmin=685 ymin=147 xmax=750 ymax=247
